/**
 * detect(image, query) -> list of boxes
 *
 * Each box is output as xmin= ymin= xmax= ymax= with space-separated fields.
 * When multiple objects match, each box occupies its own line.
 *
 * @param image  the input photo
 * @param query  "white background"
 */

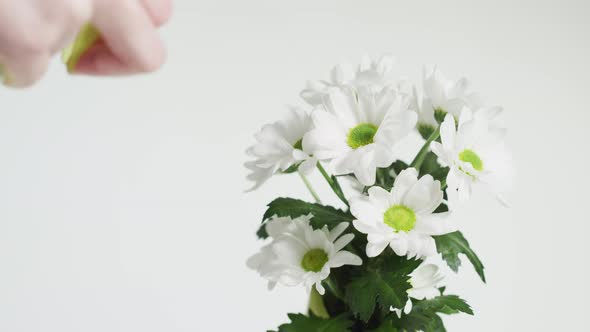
xmin=1 ymin=0 xmax=589 ymax=331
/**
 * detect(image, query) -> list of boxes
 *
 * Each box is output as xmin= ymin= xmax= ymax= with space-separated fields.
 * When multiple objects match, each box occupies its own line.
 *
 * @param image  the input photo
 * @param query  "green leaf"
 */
xmin=434 ymin=231 xmax=486 ymax=282
xmin=394 ymin=311 xmax=444 ymax=332
xmin=428 ymin=315 xmax=447 ymax=332
xmin=345 ymin=255 xmax=420 ymax=322
xmin=274 ymin=313 xmax=354 ymax=332
xmin=375 ymin=167 xmax=395 ymax=191
xmin=368 ymin=320 xmax=399 ymax=332
xmin=368 ymin=160 xmax=410 ymax=193
xmin=282 ymin=162 xmax=302 ymax=174
xmin=419 ymin=152 xmax=449 ymax=183
xmin=390 ymin=160 xmax=409 ymax=176
xmin=390 ymin=295 xmax=472 ymax=331
xmin=394 ymin=310 xmax=451 ymax=332
xmin=413 ymin=295 xmax=474 ymax=316
xmin=257 ymin=198 xmax=354 ymax=239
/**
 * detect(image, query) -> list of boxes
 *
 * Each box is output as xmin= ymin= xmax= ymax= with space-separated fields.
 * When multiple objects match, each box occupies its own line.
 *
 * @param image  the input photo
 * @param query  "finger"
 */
xmin=73 ymin=42 xmax=134 ymax=76
xmin=91 ymin=0 xmax=166 ymax=74
xmin=0 ymin=53 xmax=50 ymax=88
xmin=70 ymin=0 xmax=171 ymax=74
xmin=141 ymin=0 xmax=173 ymax=27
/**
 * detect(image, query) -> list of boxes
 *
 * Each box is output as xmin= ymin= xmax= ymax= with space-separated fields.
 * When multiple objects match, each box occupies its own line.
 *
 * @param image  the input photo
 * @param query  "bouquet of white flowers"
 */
xmin=246 ymin=55 xmax=512 ymax=332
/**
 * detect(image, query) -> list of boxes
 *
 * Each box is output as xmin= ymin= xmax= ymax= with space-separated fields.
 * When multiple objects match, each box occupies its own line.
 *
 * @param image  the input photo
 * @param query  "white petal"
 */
xmin=333 ymin=233 xmax=355 ymax=252
xmin=330 ymin=251 xmax=362 ymax=267
xmin=246 ymin=252 xmax=265 ymax=270
xmin=391 ymin=168 xmax=419 ymax=203
xmin=328 ymin=222 xmax=350 ymax=242
xmin=298 ymin=157 xmax=317 ymax=175
xmin=244 ymin=161 xmax=275 ymax=191
xmin=354 ymin=149 xmax=378 ymax=186
xmin=440 ymin=114 xmax=457 ymax=148
xmin=404 ymin=299 xmax=413 ymax=314
xmin=315 ymin=282 xmax=326 ymax=295
xmin=353 ymin=219 xmax=378 ymax=235
xmin=350 ymin=198 xmax=382 ymax=229
xmin=367 ymin=186 xmax=393 ymax=209
xmin=267 ymin=280 xmax=278 ymax=291
xmin=389 ymin=238 xmax=409 ymax=256
xmin=331 ymin=63 xmax=355 ymax=84
xmin=409 ymin=287 xmax=440 ymax=300
xmin=430 ymin=142 xmax=450 ymax=167
xmin=402 ymin=175 xmax=443 ymax=214
xmin=325 ymin=89 xmax=359 ymax=128
xmin=417 ymin=236 xmax=438 ymax=257
xmin=366 ymin=240 xmax=390 ymax=257
xmin=392 ymin=308 xmax=402 ymax=318
xmin=414 ymin=213 xmax=456 ymax=236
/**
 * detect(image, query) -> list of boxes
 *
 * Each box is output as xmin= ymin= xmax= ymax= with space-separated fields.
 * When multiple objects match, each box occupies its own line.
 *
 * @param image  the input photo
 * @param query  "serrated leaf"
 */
xmin=275 ymin=313 xmax=354 ymax=332
xmin=257 ymin=198 xmax=354 ymax=239
xmin=413 ymin=295 xmax=474 ymax=316
xmin=428 ymin=315 xmax=447 ymax=332
xmin=391 ymin=295 xmax=472 ymax=331
xmin=345 ymin=255 xmax=420 ymax=322
xmin=394 ymin=310 xmax=443 ymax=332
xmin=434 ymin=231 xmax=486 ymax=282
xmin=368 ymin=320 xmax=399 ymax=332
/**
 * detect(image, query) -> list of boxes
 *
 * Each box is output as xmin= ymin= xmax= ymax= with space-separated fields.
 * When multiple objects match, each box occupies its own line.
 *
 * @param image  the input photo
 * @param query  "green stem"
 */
xmin=440 ymin=178 xmax=447 ymax=191
xmin=410 ymin=125 xmax=441 ymax=171
xmin=323 ymin=277 xmax=345 ymax=302
xmin=298 ymin=171 xmax=321 ymax=203
xmin=317 ymin=163 xmax=349 ymax=207
xmin=308 ymin=288 xmax=330 ymax=318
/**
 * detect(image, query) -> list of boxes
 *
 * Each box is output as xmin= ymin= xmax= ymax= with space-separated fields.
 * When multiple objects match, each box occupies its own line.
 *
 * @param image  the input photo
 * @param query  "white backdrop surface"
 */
xmin=1 ymin=1 xmax=589 ymax=331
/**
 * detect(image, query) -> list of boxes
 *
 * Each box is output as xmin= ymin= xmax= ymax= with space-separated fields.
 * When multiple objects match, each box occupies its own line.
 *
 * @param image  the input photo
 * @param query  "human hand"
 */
xmin=0 ymin=0 xmax=172 ymax=88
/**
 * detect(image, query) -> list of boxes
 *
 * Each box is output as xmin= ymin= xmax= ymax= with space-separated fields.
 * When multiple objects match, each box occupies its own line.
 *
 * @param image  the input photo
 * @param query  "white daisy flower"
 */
xmin=350 ymin=168 xmax=456 ymax=258
xmin=300 ymin=63 xmax=355 ymax=106
xmin=245 ymin=108 xmax=317 ymax=190
xmin=355 ymin=54 xmax=402 ymax=94
xmin=247 ymin=215 xmax=362 ymax=295
xmin=304 ymin=88 xmax=417 ymax=186
xmin=300 ymin=54 xmax=402 ymax=106
xmin=392 ymin=262 xmax=446 ymax=318
xmin=414 ymin=67 xmax=481 ymax=138
xmin=431 ymin=108 xmax=512 ymax=207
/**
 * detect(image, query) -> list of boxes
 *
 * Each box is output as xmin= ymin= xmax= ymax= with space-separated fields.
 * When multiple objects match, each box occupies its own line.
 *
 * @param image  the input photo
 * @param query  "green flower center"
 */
xmin=293 ymin=138 xmax=303 ymax=150
xmin=459 ymin=149 xmax=484 ymax=171
xmin=301 ymin=249 xmax=329 ymax=272
xmin=347 ymin=123 xmax=378 ymax=149
xmin=383 ymin=205 xmax=416 ymax=233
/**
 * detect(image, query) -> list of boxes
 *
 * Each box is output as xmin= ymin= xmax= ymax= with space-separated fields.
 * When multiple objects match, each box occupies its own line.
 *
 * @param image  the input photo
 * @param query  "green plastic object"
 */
xmin=62 ymin=24 xmax=100 ymax=72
